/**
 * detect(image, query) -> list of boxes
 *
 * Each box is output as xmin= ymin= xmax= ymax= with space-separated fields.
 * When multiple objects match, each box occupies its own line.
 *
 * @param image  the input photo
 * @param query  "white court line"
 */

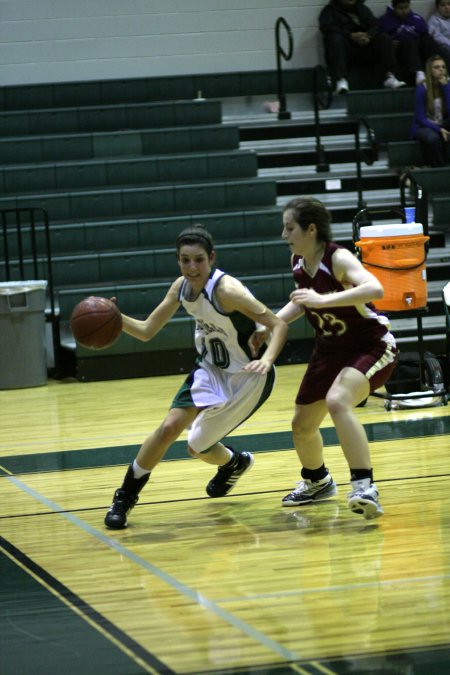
xmin=7 ymin=474 xmax=300 ymax=663
xmin=218 ymin=572 xmax=449 ymax=604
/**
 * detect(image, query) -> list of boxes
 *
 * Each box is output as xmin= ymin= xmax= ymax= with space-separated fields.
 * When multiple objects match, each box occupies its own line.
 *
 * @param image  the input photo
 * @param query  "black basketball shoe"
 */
xmin=206 ymin=450 xmax=254 ymax=498
xmin=104 ymin=465 xmax=150 ymax=529
xmin=104 ymin=489 xmax=139 ymax=529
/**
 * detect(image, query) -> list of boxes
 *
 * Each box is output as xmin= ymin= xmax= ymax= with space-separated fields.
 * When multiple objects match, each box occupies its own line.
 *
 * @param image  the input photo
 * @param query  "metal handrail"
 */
xmin=399 ymin=170 xmax=429 ymax=238
xmin=311 ymin=67 xmax=378 ymax=191
xmin=313 ymin=64 xmax=333 ymax=114
xmin=354 ymin=117 xmax=379 ymax=210
xmin=313 ymin=65 xmax=333 ymax=172
xmin=275 ymin=17 xmax=293 ymax=120
xmin=357 ymin=117 xmax=378 ymax=166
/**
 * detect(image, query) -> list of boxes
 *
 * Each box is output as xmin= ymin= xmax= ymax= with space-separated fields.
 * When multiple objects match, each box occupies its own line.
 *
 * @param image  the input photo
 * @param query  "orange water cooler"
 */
xmin=355 ymin=223 xmax=430 ymax=312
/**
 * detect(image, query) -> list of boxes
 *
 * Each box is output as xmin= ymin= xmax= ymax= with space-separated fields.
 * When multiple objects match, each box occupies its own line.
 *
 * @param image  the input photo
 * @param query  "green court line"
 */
xmin=0 ymin=537 xmax=170 ymax=675
xmin=1 ymin=416 xmax=449 ymax=477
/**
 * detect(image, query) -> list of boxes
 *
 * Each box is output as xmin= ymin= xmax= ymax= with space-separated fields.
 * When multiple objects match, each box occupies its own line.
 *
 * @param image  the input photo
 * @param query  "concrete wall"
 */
xmin=0 ymin=0 xmax=434 ymax=86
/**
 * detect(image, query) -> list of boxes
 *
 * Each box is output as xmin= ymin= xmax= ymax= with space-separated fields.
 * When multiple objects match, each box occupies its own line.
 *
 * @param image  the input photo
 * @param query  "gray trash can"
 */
xmin=0 ymin=280 xmax=48 ymax=389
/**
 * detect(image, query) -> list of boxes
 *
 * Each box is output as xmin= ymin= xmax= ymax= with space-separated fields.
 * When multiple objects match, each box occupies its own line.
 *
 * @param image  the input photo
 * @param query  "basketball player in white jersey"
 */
xmin=105 ymin=225 xmax=288 ymax=529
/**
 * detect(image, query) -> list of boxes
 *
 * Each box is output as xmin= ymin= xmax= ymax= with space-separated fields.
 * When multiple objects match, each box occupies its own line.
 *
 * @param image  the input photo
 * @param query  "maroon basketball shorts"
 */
xmin=296 ymin=339 xmax=398 ymax=405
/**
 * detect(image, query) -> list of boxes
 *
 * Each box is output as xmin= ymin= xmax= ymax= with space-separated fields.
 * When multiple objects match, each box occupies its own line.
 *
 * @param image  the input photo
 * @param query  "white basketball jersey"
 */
xmin=179 ymin=268 xmax=256 ymax=373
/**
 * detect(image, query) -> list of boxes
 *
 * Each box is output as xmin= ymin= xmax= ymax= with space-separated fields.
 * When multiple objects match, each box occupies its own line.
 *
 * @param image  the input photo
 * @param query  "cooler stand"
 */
xmin=443 ymin=281 xmax=450 ymax=392
xmin=352 ymin=207 xmax=446 ymax=410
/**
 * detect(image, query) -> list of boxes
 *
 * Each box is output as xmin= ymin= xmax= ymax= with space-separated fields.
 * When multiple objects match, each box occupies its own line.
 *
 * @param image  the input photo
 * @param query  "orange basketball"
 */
xmin=70 ymin=296 xmax=122 ymax=350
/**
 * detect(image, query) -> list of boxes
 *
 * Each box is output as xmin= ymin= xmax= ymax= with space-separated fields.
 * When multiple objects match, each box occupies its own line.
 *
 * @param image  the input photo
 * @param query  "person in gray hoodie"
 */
xmin=429 ymin=0 xmax=450 ymax=70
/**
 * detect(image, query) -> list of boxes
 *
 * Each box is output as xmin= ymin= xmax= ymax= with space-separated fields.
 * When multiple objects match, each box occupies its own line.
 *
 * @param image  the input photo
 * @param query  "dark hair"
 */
xmin=392 ymin=0 xmax=409 ymax=7
xmin=283 ymin=197 xmax=332 ymax=242
xmin=175 ymin=224 xmax=214 ymax=256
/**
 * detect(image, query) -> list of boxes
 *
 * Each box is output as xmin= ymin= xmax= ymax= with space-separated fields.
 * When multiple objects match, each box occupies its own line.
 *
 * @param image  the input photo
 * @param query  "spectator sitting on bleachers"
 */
xmin=428 ymin=0 xmax=450 ymax=71
xmin=411 ymin=54 xmax=450 ymax=166
xmin=379 ymin=0 xmax=440 ymax=85
xmin=319 ymin=0 xmax=405 ymax=95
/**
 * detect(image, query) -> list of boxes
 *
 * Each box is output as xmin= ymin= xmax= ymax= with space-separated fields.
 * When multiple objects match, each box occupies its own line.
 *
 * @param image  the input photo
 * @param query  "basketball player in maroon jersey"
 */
xmin=252 ymin=197 xmax=398 ymax=519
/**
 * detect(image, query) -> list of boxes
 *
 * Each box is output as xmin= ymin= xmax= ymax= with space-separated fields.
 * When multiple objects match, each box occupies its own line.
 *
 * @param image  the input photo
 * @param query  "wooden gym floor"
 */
xmin=1 ymin=363 xmax=450 ymax=675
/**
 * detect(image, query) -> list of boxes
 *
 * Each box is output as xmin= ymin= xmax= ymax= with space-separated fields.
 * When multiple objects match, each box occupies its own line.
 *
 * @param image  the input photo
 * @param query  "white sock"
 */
xmin=351 ymin=477 xmax=371 ymax=491
xmin=223 ymin=447 xmax=236 ymax=466
xmin=132 ymin=459 xmax=151 ymax=479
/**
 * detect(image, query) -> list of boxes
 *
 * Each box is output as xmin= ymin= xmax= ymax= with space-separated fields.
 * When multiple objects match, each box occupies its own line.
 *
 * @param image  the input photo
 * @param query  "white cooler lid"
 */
xmin=359 ymin=223 xmax=423 ymax=238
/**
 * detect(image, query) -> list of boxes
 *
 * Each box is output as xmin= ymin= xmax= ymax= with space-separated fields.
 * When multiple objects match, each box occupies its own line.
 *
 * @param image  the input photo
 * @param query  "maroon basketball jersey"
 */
xmin=292 ymin=241 xmax=390 ymax=353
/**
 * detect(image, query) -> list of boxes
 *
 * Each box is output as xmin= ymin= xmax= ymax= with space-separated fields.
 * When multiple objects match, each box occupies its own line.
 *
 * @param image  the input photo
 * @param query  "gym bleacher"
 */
xmin=0 ymin=68 xmax=449 ymax=381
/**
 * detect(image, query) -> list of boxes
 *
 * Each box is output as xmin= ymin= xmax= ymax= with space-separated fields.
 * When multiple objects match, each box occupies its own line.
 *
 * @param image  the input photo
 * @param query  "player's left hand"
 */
xmin=290 ymin=288 xmax=325 ymax=308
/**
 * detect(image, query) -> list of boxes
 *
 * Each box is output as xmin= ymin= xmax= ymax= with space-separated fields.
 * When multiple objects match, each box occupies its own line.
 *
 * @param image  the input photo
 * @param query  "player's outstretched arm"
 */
xmin=248 ymin=299 xmax=304 ymax=356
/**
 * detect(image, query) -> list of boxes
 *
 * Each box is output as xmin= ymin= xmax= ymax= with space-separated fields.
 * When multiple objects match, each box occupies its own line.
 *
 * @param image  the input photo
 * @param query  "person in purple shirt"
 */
xmin=379 ymin=0 xmax=439 ymax=84
xmin=411 ymin=54 xmax=450 ymax=165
